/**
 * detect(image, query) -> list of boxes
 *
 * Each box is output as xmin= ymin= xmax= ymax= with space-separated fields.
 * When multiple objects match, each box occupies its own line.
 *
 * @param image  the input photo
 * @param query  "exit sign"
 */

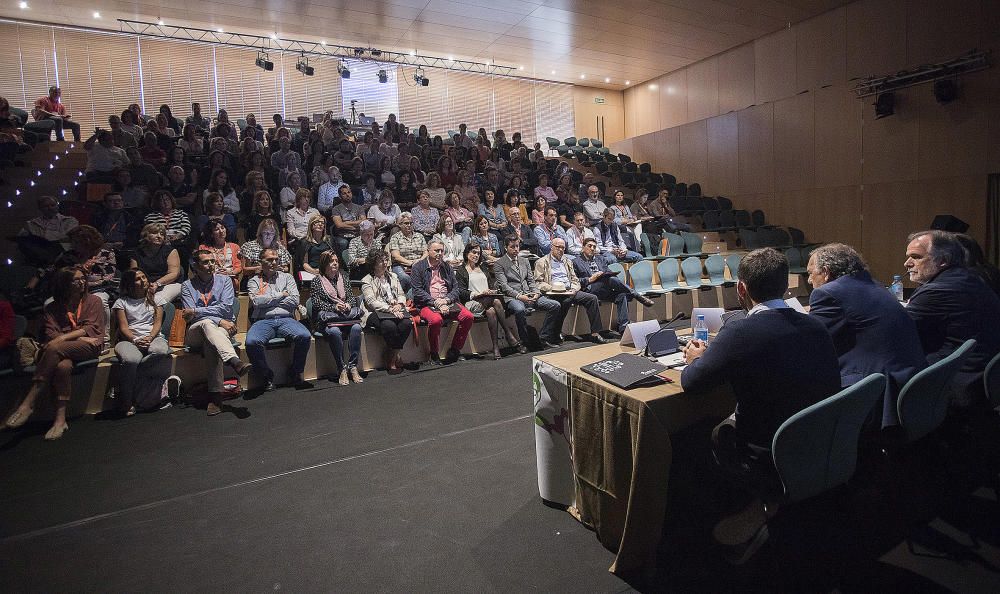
xmin=594 ymin=97 xmax=606 ymax=104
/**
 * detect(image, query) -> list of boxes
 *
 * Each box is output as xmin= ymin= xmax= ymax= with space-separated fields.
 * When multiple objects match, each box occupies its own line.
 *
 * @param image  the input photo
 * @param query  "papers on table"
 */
xmin=656 ymin=351 xmax=687 ymax=369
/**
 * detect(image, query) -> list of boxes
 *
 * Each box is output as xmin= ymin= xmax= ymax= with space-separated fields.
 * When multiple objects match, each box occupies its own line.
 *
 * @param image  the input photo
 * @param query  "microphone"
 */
xmin=659 ymin=311 xmax=686 ymax=330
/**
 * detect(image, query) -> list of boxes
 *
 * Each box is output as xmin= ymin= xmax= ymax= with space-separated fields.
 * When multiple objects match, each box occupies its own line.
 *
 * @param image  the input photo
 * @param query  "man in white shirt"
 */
xmin=565 ymin=212 xmax=596 ymax=256
xmin=317 ymin=166 xmax=348 ymax=215
xmin=245 ymin=249 xmax=313 ymax=391
xmin=83 ymin=130 xmax=129 ymax=182
xmin=582 ymin=184 xmax=607 ymax=225
xmin=19 ymin=195 xmax=78 ymax=243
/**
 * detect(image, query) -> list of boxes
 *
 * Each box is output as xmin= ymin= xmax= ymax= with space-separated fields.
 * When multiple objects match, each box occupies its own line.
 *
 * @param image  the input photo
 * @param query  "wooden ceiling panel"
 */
xmin=0 ymin=0 xmax=851 ymax=89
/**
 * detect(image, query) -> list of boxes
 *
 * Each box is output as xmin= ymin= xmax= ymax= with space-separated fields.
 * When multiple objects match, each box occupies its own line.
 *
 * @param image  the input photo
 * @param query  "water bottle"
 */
xmin=890 ymin=275 xmax=904 ymax=302
xmin=694 ymin=314 xmax=709 ymax=344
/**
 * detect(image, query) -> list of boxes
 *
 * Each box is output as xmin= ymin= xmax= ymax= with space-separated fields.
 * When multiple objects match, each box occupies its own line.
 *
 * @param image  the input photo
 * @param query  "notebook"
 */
xmin=581 ymin=353 xmax=668 ymax=390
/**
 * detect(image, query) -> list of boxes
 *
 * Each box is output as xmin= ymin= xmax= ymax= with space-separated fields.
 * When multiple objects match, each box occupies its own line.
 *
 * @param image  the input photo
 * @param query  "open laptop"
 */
xmin=690 ymin=307 xmax=726 ymax=333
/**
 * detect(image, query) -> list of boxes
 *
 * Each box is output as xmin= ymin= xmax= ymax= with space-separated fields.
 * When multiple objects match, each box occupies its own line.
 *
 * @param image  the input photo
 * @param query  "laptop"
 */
xmin=690 ymin=307 xmax=725 ymax=333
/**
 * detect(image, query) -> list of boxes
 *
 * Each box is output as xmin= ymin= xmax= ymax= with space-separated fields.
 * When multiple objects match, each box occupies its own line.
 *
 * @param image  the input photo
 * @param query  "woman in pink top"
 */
xmin=444 ymin=190 xmax=474 ymax=234
xmin=533 ymin=173 xmax=558 ymax=204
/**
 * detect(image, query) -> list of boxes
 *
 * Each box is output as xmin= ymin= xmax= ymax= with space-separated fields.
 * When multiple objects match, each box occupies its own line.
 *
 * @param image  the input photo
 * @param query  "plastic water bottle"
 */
xmin=694 ymin=314 xmax=710 ymax=344
xmin=890 ymin=275 xmax=904 ymax=302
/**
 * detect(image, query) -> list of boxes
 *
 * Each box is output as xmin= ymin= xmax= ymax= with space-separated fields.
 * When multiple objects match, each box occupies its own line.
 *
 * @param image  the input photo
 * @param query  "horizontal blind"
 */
xmin=0 ymin=23 xmax=26 ymax=108
xmin=534 ymin=81 xmax=574 ymax=150
xmin=446 ymin=70 xmax=494 ymax=136
xmin=396 ymin=66 xmax=449 ymax=138
xmin=17 ymin=24 xmax=58 ymax=113
xmin=340 ymin=60 xmax=399 ymax=127
xmin=86 ymin=32 xmax=141 ymax=133
xmin=494 ymin=77 xmax=537 ymax=150
xmin=53 ymin=29 xmax=98 ymax=134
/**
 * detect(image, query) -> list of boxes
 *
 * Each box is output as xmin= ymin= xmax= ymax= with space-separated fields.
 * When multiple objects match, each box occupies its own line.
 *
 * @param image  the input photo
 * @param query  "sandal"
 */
xmin=3 ymin=407 xmax=33 ymax=429
xmin=44 ymin=423 xmax=68 ymax=440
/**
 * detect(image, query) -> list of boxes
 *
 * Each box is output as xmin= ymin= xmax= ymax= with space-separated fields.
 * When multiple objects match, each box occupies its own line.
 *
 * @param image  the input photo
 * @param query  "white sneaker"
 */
xmin=164 ymin=375 xmax=182 ymax=403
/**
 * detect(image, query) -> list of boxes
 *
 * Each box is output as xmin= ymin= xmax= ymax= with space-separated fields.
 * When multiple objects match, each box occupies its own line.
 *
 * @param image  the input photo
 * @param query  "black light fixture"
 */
xmin=296 ymin=54 xmax=314 ymax=76
xmin=353 ymin=48 xmax=365 ymax=57
xmin=255 ymin=51 xmax=274 ymax=71
xmin=873 ymin=92 xmax=894 ymax=119
xmin=377 ymin=69 xmax=388 ymax=83
xmin=413 ymin=67 xmax=429 ymax=86
xmin=370 ymin=49 xmax=382 ymax=57
xmin=338 ymin=61 xmax=351 ymax=79
xmin=933 ymin=79 xmax=958 ymax=104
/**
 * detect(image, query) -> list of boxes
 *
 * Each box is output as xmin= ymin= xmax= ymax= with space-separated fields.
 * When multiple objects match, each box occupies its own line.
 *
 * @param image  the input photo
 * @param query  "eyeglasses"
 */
xmin=261 ymin=258 xmax=279 ymax=263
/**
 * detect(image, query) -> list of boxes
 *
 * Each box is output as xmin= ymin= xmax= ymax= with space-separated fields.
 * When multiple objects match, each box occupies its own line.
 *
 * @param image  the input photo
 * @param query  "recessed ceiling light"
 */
xmin=448 ymin=56 xmax=454 ymax=62
xmin=216 ymin=27 xmax=224 ymax=33
xmin=604 ymin=77 xmax=610 ymax=83
xmin=157 ymin=19 xmax=164 ymax=25
xmin=625 ymin=80 xmax=631 ymax=85
xmin=409 ymin=50 xmax=416 ymax=56
xmin=519 ymin=66 xmax=524 ymax=71
xmin=19 ymin=1 xmax=28 ymax=9
xmin=667 ymin=86 xmax=676 ymax=95
xmin=580 ymin=74 xmax=586 ymax=79
xmin=648 ymin=84 xmax=657 ymax=90
xmin=551 ymin=70 xmax=556 ymax=75
xmin=92 ymin=11 xmax=100 ymax=18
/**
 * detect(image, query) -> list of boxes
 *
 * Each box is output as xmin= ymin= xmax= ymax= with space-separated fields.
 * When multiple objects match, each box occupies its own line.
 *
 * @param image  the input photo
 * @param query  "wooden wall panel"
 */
xmin=677 ymin=120 xmax=709 ymax=187
xmin=653 ymin=128 xmax=681 ymax=177
xmin=632 ymin=131 xmax=657 ymax=169
xmin=915 ymin=76 xmax=989 ymax=179
xmin=846 ymin=0 xmax=907 ymax=79
xmin=573 ymin=86 xmax=625 ymax=145
xmin=906 ymin=0 xmax=982 ymax=66
xmin=707 ymin=112 xmax=739 ymax=195
xmin=754 ymin=28 xmax=797 ymax=104
xmin=717 ymin=45 xmax=755 ymax=114
xmin=814 ymin=84 xmax=861 ymax=188
xmin=631 ymin=82 xmax=662 ymax=137
xmin=686 ymin=58 xmax=719 ymax=122
xmin=659 ymin=69 xmax=688 ymax=130
xmin=796 ymin=6 xmax=847 ymax=91
xmin=623 ymin=87 xmax=637 ymax=139
xmin=861 ymin=87 xmax=920 ymax=184
xmin=737 ymin=103 xmax=774 ymax=195
xmin=773 ymin=92 xmax=815 ymax=192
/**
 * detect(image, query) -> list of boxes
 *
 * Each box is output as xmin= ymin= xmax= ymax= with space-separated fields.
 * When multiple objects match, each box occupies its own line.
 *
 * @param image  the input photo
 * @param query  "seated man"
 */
xmin=532 ymin=206 xmax=568 ymax=256
xmin=494 ymin=235 xmax=561 ymax=349
xmin=180 ymin=250 xmax=252 ymax=416
xmin=107 ymin=115 xmax=137 ymax=150
xmin=33 ymin=86 xmax=80 ymax=142
xmin=93 ymin=192 xmax=138 ymax=251
xmin=387 ymin=212 xmax=427 ymax=293
xmin=681 ymin=248 xmax=840 ymax=555
xmin=904 ymin=230 xmax=1000 ymax=407
xmin=17 ymin=195 xmax=78 ymax=267
xmin=557 ymin=189 xmax=585 ymax=230
xmin=565 ymin=212 xmax=595 ymax=256
xmin=185 ymin=102 xmax=212 ymax=134
xmin=533 ymin=237 xmax=613 ymax=344
xmin=410 ymin=239 xmax=475 ymax=365
xmin=594 ymin=208 xmax=641 ymax=264
xmin=581 ymin=184 xmax=606 ymax=225
xmin=329 ymin=185 xmax=366 ymax=253
xmin=83 ymin=129 xmax=130 ymax=183
xmin=245 ymin=248 xmax=313 ymax=391
xmin=501 ymin=207 xmax=539 ymax=255
xmin=573 ymin=238 xmax=654 ymax=334
xmin=807 ymin=243 xmax=926 ymax=427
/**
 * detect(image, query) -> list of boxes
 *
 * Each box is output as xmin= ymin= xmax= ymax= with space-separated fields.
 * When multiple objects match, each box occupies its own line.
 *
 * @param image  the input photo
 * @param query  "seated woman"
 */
xmin=529 ymin=195 xmax=547 ymax=226
xmin=311 ymin=153 xmax=335 ymax=193
xmin=444 ymin=190 xmax=474 ymax=235
xmin=194 ymin=192 xmax=237 ymax=242
xmin=554 ymin=173 xmax=575 ymax=203
xmin=285 ymin=188 xmax=321 ymax=253
xmin=241 ymin=170 xmax=269 ymax=215
xmin=347 ymin=220 xmax=379 ymax=281
xmin=198 ymin=220 xmax=242 ymax=287
xmin=113 ymin=168 xmax=147 ymax=210
xmin=395 ymin=171 xmax=418 ymax=210
xmin=456 ymin=170 xmax=479 ymax=213
xmin=359 ymin=174 xmax=382 ymax=208
xmin=203 ymin=168 xmax=239 ymax=215
xmin=378 ymin=155 xmax=395 ymax=188
xmin=360 ymin=250 xmax=413 ymax=374
xmin=478 ymin=189 xmax=507 ymax=235
xmin=143 ymin=190 xmax=192 ymax=253
xmin=279 ymin=170 xmax=304 ymax=211
xmin=366 ymin=189 xmax=400 ymax=238
xmin=247 ymin=190 xmax=282 ymax=238
xmin=433 ymin=214 xmax=465 ymax=268
xmin=112 ymin=269 xmax=171 ymax=415
xmin=437 ymin=154 xmax=458 ymax=190
xmin=533 ymin=173 xmax=558 ymax=204
xmin=466 ymin=215 xmax=500 ymax=265
xmin=163 ymin=145 xmax=187 ymax=176
xmin=177 ymin=123 xmax=203 ymax=155
xmin=310 ymin=251 xmax=364 ymax=385
xmin=456 ymin=243 xmax=523 ymax=359
xmin=2 ymin=267 xmax=105 ymax=440
xmin=423 ymin=171 xmax=447 ymax=209
xmin=406 ymin=156 xmax=426 ymax=187
xmin=130 ymin=223 xmax=183 ymax=305
xmin=240 ymin=219 xmax=291 ymax=279
xmin=410 ymin=190 xmax=440 ymax=239
xmin=50 ymin=225 xmax=119 ymax=339
xmin=300 ymin=215 xmax=334 ymax=277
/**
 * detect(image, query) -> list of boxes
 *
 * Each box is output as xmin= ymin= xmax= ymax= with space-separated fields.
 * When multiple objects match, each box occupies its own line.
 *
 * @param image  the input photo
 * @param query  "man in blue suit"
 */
xmin=903 ymin=230 xmax=1000 ymax=407
xmin=572 ymin=238 xmax=654 ymax=333
xmin=806 ymin=243 xmax=926 ymax=427
xmin=682 ymin=248 xmax=840 ymax=560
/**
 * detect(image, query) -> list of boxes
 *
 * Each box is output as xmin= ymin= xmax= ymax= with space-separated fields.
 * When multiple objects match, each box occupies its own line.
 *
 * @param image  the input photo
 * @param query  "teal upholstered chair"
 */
xmin=896 ymin=339 xmax=977 ymax=444
xmin=726 ymin=254 xmax=742 ymax=282
xmin=704 ymin=255 xmax=731 ymax=286
xmin=656 ymin=259 xmax=683 ymax=292
xmin=680 ymin=257 xmax=703 ymax=289
xmin=680 ymin=231 xmax=703 ymax=256
xmin=662 ymin=232 xmax=685 ymax=257
xmin=627 ymin=260 xmax=665 ymax=295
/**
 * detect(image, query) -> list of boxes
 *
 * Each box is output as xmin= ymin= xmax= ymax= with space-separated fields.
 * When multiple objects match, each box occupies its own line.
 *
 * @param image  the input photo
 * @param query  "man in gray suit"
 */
xmin=493 ymin=234 xmax=562 ymax=349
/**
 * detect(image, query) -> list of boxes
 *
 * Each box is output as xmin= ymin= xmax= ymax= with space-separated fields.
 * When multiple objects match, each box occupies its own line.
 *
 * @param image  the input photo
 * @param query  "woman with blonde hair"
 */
xmin=300 ymin=214 xmax=334 ymax=276
xmin=130 ymin=222 xmax=183 ymax=305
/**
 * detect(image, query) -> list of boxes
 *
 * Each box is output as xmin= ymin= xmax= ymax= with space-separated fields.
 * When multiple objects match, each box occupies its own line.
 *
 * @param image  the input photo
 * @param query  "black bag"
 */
xmin=319 ymin=306 xmax=362 ymax=324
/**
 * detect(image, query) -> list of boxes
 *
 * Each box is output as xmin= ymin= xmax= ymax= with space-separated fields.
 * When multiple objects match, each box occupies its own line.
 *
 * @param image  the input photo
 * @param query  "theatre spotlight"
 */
xmin=873 ymin=92 xmax=894 ymax=119
xmin=338 ymin=61 xmax=351 ymax=79
xmin=353 ymin=48 xmax=365 ymax=57
xmin=933 ymin=79 xmax=958 ymax=104
xmin=296 ymin=55 xmax=314 ymax=76
xmin=255 ymin=51 xmax=274 ymax=71
xmin=370 ymin=49 xmax=382 ymax=57
xmin=414 ymin=68 xmax=429 ymax=86
xmin=377 ymin=69 xmax=388 ymax=83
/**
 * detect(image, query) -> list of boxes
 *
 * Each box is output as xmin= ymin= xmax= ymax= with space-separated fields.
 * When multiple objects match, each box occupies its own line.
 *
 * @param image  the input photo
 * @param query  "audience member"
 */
xmin=114 ymin=167 xmax=147 ymax=209
xmin=367 ymin=191 xmax=401 ymax=236
xmin=285 ymin=188 xmax=321 ymax=250
xmin=317 ymin=166 xmax=348 ymax=214
xmin=130 ymin=223 xmax=183 ymax=305
xmin=456 ymin=243 xmax=522 ymax=358
xmin=533 ymin=206 xmax=568 ymax=256
xmin=240 ymin=219 xmax=291 ymax=278
xmin=199 ymin=220 xmax=242 ymax=287
xmin=180 ymin=250 xmax=250 ymax=415
xmin=360 ymin=250 xmax=412 ymax=374
xmin=574 ymin=237 xmax=654 ymax=334
xmin=424 ymin=172 xmax=447 ymax=209
xmin=108 ymin=115 xmax=137 ymax=150
xmin=903 ymin=230 xmax=1000 ymax=407
xmin=329 ymin=186 xmax=367 ymax=253
xmin=185 ymin=102 xmax=211 ymax=133
xmin=444 ymin=190 xmax=474 ymax=234
xmin=410 ymin=190 xmax=440 ymax=238
xmin=433 ymin=214 xmax=465 ymax=268
xmin=33 ymin=86 xmax=80 ymax=142
xmin=195 ymin=192 xmax=237 ymax=242
xmin=178 ymin=123 xmax=204 ymax=155
xmin=204 ymin=169 xmax=239 ymax=215
xmin=300 ymin=215 xmax=334 ymax=276
xmin=347 ymin=220 xmax=378 ymax=280
xmin=310 ymin=251 xmax=364 ymax=385
xmin=247 ymin=190 xmax=282 ymax=237
xmin=565 ymin=212 xmax=595 ymax=256
xmin=582 ymin=185 xmax=607 ymax=225
xmin=112 ymin=269 xmax=171 ymax=415
xmin=594 ymin=208 xmax=642 ymax=263
xmin=467 ymin=215 xmax=500 ymax=265
xmin=501 ymin=207 xmax=538 ymax=255
xmin=533 ymin=237 xmax=610 ymax=344
xmin=681 ymin=248 xmax=840 ymax=553
xmin=165 ymin=166 xmax=198 ymax=214
xmin=144 ymin=190 xmax=192 ymax=251
xmin=3 ymin=267 xmax=104 ymax=439
xmin=83 ymin=129 xmax=129 ymax=182
xmin=954 ymin=233 xmax=1000 ymax=297
xmin=411 ymin=239 xmax=474 ymax=365
xmin=387 ymin=212 xmax=426 ymax=293
xmin=94 ymin=192 xmax=137 ymax=250
xmin=479 ymin=189 xmax=507 ymax=234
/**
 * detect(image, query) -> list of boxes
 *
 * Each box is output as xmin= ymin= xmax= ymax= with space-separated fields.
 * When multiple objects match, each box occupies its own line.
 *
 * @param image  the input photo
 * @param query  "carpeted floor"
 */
xmin=1 ymin=340 xmax=998 ymax=592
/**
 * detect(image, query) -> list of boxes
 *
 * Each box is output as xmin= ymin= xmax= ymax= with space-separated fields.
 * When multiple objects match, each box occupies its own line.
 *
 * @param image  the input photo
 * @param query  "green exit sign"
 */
xmin=594 ymin=97 xmax=606 ymax=104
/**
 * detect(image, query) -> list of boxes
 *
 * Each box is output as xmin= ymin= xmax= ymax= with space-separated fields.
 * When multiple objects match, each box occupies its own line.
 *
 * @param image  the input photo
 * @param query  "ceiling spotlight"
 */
xmin=320 ymin=40 xmax=326 ymax=46
xmin=551 ymin=70 xmax=556 ymax=75
xmin=270 ymin=33 xmax=278 ymax=40
xmin=874 ymin=92 xmax=895 ymax=119
xmin=338 ymin=61 xmax=351 ymax=79
xmin=447 ymin=56 xmax=454 ymax=63
xmin=409 ymin=50 xmax=416 ymax=57
xmin=604 ymin=77 xmax=610 ymax=83
xmin=19 ymin=1 xmax=28 ymax=9
xmin=378 ymin=69 xmax=388 ymax=84
xmin=580 ymin=74 xmax=586 ymax=79
xmin=353 ymin=48 xmax=365 ymax=57
xmin=296 ymin=54 xmax=314 ymax=76
xmin=92 ymin=11 xmax=100 ymax=18
xmin=370 ymin=49 xmax=382 ymax=57
xmin=625 ymin=80 xmax=631 ymax=85
xmin=413 ymin=67 xmax=429 ymax=86
xmin=216 ymin=28 xmax=224 ymax=33
xmin=255 ymin=50 xmax=274 ymax=71
xmin=157 ymin=18 xmax=164 ymax=26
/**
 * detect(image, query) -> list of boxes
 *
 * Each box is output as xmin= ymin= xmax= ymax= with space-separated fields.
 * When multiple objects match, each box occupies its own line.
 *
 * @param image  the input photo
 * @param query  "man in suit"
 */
xmin=500 ymin=207 xmax=538 ymax=255
xmin=573 ymin=238 xmax=654 ymax=333
xmin=682 ymin=248 xmax=840 ymax=558
xmin=904 ymin=230 xmax=1000 ymax=407
xmin=493 ymin=234 xmax=561 ymax=349
xmin=806 ymin=243 xmax=927 ymax=427
xmin=534 ymin=237 xmax=613 ymax=344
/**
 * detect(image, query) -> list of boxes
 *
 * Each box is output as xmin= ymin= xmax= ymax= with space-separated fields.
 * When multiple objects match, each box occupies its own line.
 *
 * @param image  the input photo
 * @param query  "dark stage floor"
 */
xmin=1 ymin=343 xmax=999 ymax=592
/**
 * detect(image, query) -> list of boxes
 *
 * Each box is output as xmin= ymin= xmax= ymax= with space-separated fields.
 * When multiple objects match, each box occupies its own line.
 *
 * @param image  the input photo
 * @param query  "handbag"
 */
xmin=319 ymin=306 xmax=362 ymax=324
